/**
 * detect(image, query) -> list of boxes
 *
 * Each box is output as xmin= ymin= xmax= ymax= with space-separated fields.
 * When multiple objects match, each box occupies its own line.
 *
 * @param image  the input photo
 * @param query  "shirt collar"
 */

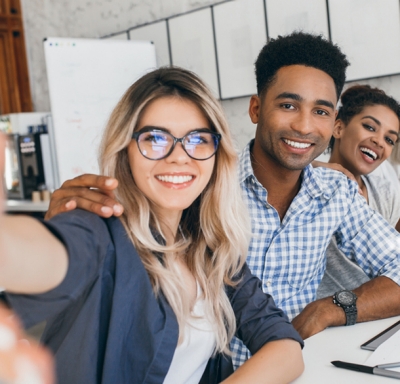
xmin=239 ymin=139 xmax=335 ymax=200
xmin=239 ymin=140 xmax=256 ymax=184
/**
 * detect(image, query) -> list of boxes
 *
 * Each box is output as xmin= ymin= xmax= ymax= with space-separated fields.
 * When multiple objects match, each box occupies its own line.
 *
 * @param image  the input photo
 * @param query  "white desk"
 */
xmin=293 ymin=316 xmax=400 ymax=383
xmin=6 ymin=199 xmax=49 ymax=213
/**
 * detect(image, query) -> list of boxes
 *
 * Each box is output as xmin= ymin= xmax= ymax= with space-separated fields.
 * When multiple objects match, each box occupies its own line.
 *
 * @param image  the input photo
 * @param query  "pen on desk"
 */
xmin=331 ymin=360 xmax=400 ymax=380
xmin=376 ymin=362 xmax=400 ymax=369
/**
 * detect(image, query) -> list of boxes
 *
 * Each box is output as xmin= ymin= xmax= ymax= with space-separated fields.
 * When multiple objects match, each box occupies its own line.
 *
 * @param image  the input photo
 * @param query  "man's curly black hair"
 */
xmin=255 ymin=32 xmax=350 ymax=100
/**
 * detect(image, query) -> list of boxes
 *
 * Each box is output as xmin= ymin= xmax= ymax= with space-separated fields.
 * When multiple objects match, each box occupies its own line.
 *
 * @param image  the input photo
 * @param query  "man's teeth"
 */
xmin=157 ymin=175 xmax=193 ymax=184
xmin=360 ymin=147 xmax=377 ymax=160
xmin=283 ymin=139 xmax=311 ymax=149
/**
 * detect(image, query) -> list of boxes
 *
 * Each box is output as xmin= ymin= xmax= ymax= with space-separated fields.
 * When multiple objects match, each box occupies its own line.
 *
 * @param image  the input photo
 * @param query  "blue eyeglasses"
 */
xmin=132 ymin=128 xmax=222 ymax=161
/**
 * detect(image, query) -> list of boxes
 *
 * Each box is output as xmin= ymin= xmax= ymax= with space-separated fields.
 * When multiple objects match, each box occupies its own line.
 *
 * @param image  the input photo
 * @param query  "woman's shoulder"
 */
xmin=363 ymin=173 xmax=400 ymax=225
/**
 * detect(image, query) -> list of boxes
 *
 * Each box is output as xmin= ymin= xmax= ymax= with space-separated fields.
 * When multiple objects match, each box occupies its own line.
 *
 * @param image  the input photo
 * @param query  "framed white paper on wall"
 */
xmin=129 ymin=21 xmax=170 ymax=67
xmin=266 ymin=0 xmax=329 ymax=39
xmin=329 ymin=0 xmax=400 ymax=81
xmin=213 ymin=0 xmax=267 ymax=99
xmin=168 ymin=8 xmax=219 ymax=97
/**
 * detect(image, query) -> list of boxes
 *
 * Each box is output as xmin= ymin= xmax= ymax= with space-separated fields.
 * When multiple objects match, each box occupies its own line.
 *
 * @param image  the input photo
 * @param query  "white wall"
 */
xmin=19 ymin=0 xmax=400 ymax=150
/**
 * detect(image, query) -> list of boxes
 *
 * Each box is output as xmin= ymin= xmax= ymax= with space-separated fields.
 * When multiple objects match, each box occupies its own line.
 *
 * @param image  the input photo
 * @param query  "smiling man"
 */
xmin=231 ymin=32 xmax=400 ymax=367
xmin=44 ymin=32 xmax=400 ymax=369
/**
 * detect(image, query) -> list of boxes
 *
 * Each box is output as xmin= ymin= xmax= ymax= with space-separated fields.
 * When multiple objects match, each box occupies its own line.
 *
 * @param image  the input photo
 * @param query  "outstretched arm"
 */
xmin=0 ymin=135 xmax=68 ymax=294
xmin=45 ymin=175 xmax=123 ymax=220
xmin=222 ymin=339 xmax=303 ymax=384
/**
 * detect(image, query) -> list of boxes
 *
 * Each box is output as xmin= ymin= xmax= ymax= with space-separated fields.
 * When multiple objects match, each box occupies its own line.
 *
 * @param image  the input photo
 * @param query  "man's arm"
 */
xmin=292 ymin=276 xmax=400 ymax=339
xmin=293 ymin=180 xmax=400 ymax=339
xmin=45 ymin=174 xmax=123 ymax=219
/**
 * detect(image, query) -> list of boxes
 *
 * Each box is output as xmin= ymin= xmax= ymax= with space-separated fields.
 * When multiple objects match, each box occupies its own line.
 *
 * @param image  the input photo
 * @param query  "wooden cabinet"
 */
xmin=0 ymin=0 xmax=32 ymax=114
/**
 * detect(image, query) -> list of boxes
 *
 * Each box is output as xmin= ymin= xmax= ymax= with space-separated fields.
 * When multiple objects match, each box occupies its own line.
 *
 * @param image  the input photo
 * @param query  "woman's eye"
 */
xmin=144 ymin=134 xmax=167 ymax=144
xmin=385 ymin=137 xmax=395 ymax=146
xmin=362 ymin=123 xmax=375 ymax=132
xmin=187 ymin=134 xmax=208 ymax=144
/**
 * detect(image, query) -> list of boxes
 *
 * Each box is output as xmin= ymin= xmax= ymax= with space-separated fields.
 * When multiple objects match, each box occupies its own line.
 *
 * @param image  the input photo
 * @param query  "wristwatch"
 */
xmin=333 ymin=290 xmax=358 ymax=326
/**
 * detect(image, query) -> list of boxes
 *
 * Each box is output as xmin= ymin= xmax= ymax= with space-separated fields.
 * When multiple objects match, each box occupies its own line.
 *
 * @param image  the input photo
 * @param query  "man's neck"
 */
xmin=251 ymin=142 xmax=303 ymax=221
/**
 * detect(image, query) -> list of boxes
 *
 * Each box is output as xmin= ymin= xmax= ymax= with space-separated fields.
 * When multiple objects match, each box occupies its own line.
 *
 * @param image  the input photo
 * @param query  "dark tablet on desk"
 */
xmin=361 ymin=319 xmax=400 ymax=351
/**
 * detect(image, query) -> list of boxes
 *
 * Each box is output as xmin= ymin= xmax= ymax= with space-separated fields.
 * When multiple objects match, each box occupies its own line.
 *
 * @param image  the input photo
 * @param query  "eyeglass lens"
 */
xmin=137 ymin=130 xmax=219 ymax=160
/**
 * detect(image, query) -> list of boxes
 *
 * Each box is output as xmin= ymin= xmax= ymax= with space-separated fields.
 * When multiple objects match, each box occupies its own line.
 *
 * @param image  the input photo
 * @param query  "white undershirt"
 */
xmin=163 ymin=284 xmax=217 ymax=384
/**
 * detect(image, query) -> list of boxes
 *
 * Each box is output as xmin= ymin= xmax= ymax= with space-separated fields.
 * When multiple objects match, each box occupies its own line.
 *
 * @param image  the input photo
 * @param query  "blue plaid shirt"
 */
xmin=232 ymin=141 xmax=400 ymax=367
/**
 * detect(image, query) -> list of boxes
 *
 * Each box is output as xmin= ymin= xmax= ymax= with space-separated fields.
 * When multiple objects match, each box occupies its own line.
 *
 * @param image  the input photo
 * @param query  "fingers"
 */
xmin=0 ymin=304 xmax=55 ymax=384
xmin=45 ymin=186 xmax=124 ymax=220
xmin=45 ymin=174 xmax=124 ymax=220
xmin=61 ymin=174 xmax=118 ymax=191
xmin=334 ymin=165 xmax=356 ymax=182
xmin=312 ymin=161 xmax=357 ymax=182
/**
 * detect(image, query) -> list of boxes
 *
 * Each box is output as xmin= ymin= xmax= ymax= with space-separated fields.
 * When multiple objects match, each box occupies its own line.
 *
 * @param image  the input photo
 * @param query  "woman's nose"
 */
xmin=165 ymin=141 xmax=190 ymax=163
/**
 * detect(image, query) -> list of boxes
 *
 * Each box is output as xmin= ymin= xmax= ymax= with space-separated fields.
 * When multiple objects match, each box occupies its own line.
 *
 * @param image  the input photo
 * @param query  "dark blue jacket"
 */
xmin=6 ymin=210 xmax=302 ymax=383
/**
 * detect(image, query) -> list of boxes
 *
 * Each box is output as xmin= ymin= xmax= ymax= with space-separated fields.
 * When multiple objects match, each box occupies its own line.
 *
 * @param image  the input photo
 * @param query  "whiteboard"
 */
xmin=266 ymin=0 xmax=329 ymax=39
xmin=129 ymin=21 xmax=170 ymax=67
xmin=213 ymin=0 xmax=266 ymax=99
xmin=44 ymin=37 xmax=157 ymax=186
xmin=168 ymin=8 xmax=219 ymax=97
xmin=329 ymin=0 xmax=400 ymax=81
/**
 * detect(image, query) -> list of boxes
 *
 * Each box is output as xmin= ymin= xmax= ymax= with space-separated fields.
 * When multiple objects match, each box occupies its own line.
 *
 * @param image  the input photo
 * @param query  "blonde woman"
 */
xmin=0 ymin=67 xmax=303 ymax=383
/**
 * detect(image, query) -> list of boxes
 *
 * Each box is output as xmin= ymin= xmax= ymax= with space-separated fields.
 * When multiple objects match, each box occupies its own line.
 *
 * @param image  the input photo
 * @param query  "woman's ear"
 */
xmin=333 ymin=119 xmax=344 ymax=139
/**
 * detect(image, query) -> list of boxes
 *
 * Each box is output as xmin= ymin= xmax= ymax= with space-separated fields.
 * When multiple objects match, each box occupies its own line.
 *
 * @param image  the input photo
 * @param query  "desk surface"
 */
xmin=6 ymin=199 xmax=49 ymax=212
xmin=293 ymin=316 xmax=400 ymax=384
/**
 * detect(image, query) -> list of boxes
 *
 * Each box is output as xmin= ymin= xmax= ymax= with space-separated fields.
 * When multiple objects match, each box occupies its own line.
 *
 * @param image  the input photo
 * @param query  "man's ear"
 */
xmin=333 ymin=119 xmax=344 ymax=139
xmin=249 ymin=95 xmax=261 ymax=124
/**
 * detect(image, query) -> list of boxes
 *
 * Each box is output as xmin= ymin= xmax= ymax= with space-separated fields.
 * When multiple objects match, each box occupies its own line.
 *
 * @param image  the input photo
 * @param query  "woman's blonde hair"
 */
xmin=99 ymin=66 xmax=250 ymax=354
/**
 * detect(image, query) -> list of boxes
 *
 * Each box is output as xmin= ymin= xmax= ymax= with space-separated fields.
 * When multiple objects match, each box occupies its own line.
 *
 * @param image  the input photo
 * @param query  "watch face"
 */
xmin=337 ymin=291 xmax=356 ymax=305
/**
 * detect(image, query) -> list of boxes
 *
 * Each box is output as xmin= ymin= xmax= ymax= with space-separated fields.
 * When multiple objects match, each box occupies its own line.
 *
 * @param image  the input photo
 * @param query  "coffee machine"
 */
xmin=1 ymin=112 xmax=55 ymax=200
xmin=5 ymin=132 xmax=46 ymax=199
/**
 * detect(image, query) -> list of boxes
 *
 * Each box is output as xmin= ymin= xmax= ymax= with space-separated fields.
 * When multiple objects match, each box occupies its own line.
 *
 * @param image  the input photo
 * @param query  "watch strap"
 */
xmin=343 ymin=304 xmax=357 ymax=326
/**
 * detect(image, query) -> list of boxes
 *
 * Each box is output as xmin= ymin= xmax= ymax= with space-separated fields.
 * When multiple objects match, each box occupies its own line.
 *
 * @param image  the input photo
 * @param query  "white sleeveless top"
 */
xmin=163 ymin=284 xmax=217 ymax=384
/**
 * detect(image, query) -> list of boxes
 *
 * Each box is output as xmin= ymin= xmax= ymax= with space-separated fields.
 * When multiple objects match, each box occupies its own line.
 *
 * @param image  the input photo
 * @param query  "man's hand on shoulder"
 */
xmin=312 ymin=160 xmax=364 ymax=196
xmin=45 ymin=174 xmax=124 ymax=220
xmin=291 ymin=297 xmax=346 ymax=339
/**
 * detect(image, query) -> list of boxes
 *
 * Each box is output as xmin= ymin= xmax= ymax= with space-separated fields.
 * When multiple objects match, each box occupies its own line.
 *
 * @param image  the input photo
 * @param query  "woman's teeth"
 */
xmin=156 ymin=175 xmax=193 ymax=184
xmin=360 ymin=147 xmax=377 ymax=160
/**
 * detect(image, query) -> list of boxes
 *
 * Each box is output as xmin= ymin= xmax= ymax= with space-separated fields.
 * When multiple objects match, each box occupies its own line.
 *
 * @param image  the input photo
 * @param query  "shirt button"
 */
xmin=265 ymin=280 xmax=272 ymax=287
xmin=266 ymin=204 xmax=271 ymax=209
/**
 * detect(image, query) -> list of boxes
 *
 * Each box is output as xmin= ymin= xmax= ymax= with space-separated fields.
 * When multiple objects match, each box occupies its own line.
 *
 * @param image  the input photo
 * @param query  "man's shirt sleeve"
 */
xmin=335 ymin=179 xmax=400 ymax=285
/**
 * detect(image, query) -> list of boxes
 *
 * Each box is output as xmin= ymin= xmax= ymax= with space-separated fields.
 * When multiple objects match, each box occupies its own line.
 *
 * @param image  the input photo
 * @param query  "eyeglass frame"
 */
xmin=131 ymin=127 xmax=222 ymax=161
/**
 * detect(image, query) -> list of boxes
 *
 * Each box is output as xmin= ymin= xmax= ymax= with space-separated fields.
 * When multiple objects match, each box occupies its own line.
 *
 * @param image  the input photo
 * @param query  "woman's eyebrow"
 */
xmin=362 ymin=115 xmax=381 ymax=126
xmin=140 ymin=125 xmax=169 ymax=132
xmin=139 ymin=126 xmax=212 ymax=133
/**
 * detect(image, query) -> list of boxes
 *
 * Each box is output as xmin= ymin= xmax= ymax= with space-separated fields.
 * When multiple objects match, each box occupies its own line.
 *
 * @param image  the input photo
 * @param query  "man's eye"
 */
xmin=281 ymin=103 xmax=294 ymax=109
xmin=315 ymin=109 xmax=328 ymax=116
